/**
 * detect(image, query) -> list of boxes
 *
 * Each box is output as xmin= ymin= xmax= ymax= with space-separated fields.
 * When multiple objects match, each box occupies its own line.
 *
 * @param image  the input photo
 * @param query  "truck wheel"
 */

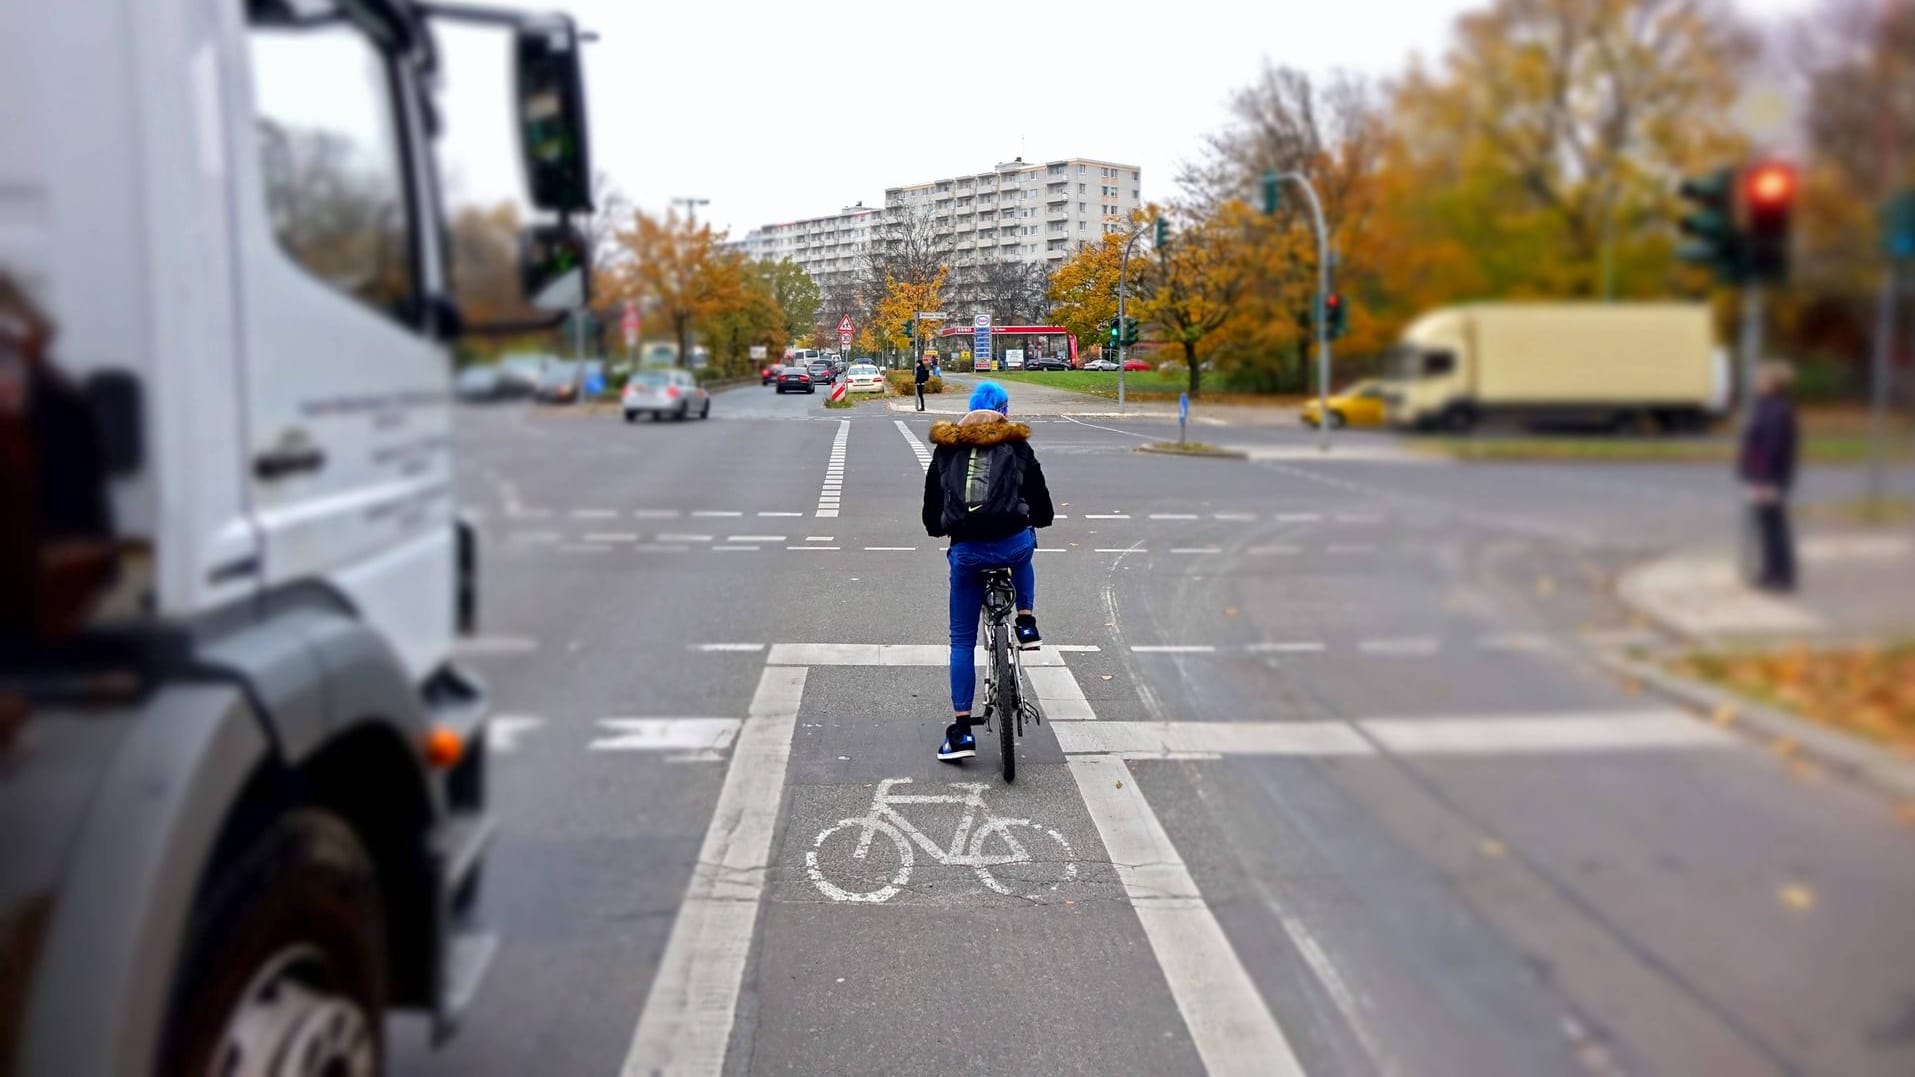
xmin=1327 ymin=410 xmax=1347 ymax=429
xmin=1442 ymin=405 xmax=1476 ymax=433
xmin=623 ymin=410 xmax=636 ymax=423
xmin=163 ymin=809 xmax=386 ymax=1077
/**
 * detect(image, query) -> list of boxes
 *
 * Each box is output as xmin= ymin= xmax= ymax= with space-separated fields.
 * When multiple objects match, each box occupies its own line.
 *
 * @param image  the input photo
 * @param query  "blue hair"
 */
xmin=969 ymin=381 xmax=1010 ymax=414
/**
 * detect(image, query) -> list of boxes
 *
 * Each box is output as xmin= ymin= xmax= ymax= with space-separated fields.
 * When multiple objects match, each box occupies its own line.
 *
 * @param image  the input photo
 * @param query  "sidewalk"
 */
xmin=1619 ymin=529 xmax=1915 ymax=647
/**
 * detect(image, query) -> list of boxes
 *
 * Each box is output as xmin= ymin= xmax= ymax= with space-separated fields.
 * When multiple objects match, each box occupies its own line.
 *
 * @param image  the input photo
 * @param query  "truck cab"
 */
xmin=1382 ymin=308 xmax=1472 ymax=430
xmin=1 ymin=1 xmax=593 ymax=1072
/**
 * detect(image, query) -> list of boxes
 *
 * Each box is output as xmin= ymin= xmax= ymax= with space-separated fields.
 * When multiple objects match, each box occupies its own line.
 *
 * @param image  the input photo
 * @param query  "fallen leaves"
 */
xmin=1672 ymin=642 xmax=1915 ymax=750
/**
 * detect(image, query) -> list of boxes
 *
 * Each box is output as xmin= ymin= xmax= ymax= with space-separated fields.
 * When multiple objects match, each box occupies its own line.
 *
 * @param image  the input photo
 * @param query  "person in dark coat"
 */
xmin=1738 ymin=362 xmax=1799 ymax=592
xmin=920 ymin=381 xmax=1053 ymax=762
xmin=913 ymin=356 xmax=929 ymax=411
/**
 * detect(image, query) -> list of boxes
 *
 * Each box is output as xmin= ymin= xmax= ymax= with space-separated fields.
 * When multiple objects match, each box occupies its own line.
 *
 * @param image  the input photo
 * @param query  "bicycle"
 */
xmin=805 ymin=778 xmax=1076 ymax=904
xmin=978 ymin=567 xmax=1040 ymax=782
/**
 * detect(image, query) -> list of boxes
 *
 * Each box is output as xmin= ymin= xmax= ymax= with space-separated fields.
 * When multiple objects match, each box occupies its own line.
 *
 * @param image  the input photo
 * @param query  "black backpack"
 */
xmin=939 ymin=441 xmax=1026 ymax=533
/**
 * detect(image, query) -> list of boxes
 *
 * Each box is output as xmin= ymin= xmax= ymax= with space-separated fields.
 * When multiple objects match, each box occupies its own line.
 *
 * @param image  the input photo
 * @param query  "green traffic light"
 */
xmin=1154 ymin=218 xmax=1169 ymax=247
xmin=1261 ymin=170 xmax=1280 ymax=215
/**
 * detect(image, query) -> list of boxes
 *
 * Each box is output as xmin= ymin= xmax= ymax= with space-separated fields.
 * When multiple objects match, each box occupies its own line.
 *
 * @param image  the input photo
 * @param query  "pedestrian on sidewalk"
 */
xmin=1738 ymin=361 xmax=1799 ymax=593
xmin=914 ymin=356 xmax=929 ymax=412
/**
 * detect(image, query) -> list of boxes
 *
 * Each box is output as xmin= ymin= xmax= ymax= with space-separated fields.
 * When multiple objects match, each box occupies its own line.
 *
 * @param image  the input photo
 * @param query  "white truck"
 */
xmin=1 ymin=1 xmax=595 ymax=1072
xmin=1383 ymin=302 xmax=1722 ymax=433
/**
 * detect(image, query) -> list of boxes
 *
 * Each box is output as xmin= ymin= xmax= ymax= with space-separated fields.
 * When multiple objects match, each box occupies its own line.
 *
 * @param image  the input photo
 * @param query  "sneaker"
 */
xmin=937 ymin=725 xmax=976 ymax=762
xmin=1015 ymin=614 xmax=1042 ymax=650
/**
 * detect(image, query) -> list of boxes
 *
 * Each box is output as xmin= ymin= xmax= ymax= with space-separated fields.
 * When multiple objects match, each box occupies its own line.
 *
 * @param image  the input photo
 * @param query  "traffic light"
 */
xmin=1885 ymin=189 xmax=1915 ymax=264
xmin=904 ymin=320 xmax=916 ymax=342
xmin=1154 ymin=217 xmax=1169 ymax=247
xmin=1261 ymin=170 xmax=1280 ymax=215
xmin=1677 ymin=166 xmax=1742 ymax=284
xmin=1105 ymin=320 xmax=1121 ymax=351
xmin=1324 ymin=292 xmax=1347 ymax=340
xmin=1742 ymin=161 xmax=1795 ymax=283
xmin=1121 ymin=317 xmax=1140 ymax=347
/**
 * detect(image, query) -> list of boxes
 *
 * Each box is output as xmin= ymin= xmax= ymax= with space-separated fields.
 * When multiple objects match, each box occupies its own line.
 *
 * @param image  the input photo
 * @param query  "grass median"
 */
xmin=1671 ymin=642 xmax=1915 ymax=753
xmin=1419 ymin=432 xmax=1914 ymax=465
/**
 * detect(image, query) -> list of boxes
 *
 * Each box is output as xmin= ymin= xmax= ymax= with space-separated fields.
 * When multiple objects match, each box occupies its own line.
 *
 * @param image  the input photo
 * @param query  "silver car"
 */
xmin=622 ymin=368 xmax=711 ymax=422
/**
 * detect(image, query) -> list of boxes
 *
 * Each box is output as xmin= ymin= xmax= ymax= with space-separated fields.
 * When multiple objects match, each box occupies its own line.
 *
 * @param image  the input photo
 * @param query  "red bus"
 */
xmin=937 ymin=325 xmax=1079 ymax=370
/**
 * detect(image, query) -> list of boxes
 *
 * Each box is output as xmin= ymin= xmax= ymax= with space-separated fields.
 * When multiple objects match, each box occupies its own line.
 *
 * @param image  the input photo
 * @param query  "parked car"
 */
xmin=1083 ymin=358 xmax=1119 ymax=371
xmin=1122 ymin=359 xmax=1151 ymax=372
xmin=845 ymin=363 xmax=885 ymax=393
xmin=761 ymin=364 xmax=779 ymax=385
xmin=807 ymin=359 xmax=836 ymax=384
xmin=535 ymin=361 xmax=581 ymax=403
xmin=497 ymin=354 xmax=545 ymax=397
xmin=775 ymin=366 xmax=815 ymax=394
xmin=456 ymin=365 xmax=504 ymax=402
xmin=1028 ymin=357 xmax=1072 ymax=372
xmin=1300 ymin=379 xmax=1390 ymax=428
xmin=623 ymin=368 xmax=710 ymax=421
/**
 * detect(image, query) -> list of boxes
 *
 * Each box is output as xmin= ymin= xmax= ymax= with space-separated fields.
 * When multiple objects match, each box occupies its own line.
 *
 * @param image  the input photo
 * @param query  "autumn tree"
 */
xmin=1390 ymin=0 xmax=1754 ymax=300
xmin=1047 ymin=230 xmax=1140 ymax=351
xmin=756 ymin=259 xmax=822 ymax=347
xmin=612 ymin=208 xmax=742 ymax=368
xmin=870 ymin=267 xmax=949 ymax=355
xmin=1132 ymin=202 xmax=1256 ymax=398
xmin=706 ymin=255 xmax=787 ymax=375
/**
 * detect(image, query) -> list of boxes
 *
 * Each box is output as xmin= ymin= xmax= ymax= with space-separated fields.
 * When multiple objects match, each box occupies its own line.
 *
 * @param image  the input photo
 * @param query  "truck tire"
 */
xmin=1441 ymin=405 xmax=1476 ymax=433
xmin=163 ymin=809 xmax=387 ymax=1077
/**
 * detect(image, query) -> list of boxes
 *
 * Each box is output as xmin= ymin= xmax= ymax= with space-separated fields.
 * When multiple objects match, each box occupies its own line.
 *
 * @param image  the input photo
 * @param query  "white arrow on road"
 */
xmin=590 ymin=718 xmax=742 ymax=761
xmin=487 ymin=714 xmax=545 ymax=752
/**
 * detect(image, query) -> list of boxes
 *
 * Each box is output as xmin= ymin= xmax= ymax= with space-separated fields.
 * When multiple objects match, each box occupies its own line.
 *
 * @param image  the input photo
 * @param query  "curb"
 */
xmin=1135 ymin=443 xmax=1248 ymax=460
xmin=1597 ymin=650 xmax=1915 ymax=802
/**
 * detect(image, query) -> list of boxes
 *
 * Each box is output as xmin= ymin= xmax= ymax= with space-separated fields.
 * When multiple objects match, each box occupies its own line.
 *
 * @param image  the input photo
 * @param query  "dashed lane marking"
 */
xmin=816 ymin=420 xmax=849 ymax=518
xmin=895 ymin=419 xmax=934 ymax=472
xmin=864 ymin=546 xmax=918 ymax=551
xmin=453 ymin=635 xmax=540 ymax=657
xmin=589 ymin=718 xmax=742 ymax=760
xmin=1169 ymin=547 xmax=1222 ymax=555
xmin=692 ymin=510 xmax=744 ymax=518
xmin=656 ymin=534 xmax=714 ymax=543
xmin=632 ymin=509 xmax=681 ymax=519
xmin=728 ymin=535 xmax=787 ymax=543
xmin=691 ymin=643 xmax=766 ymax=652
xmin=1131 ymin=644 xmax=1218 ymax=654
xmin=1247 ymin=642 xmax=1327 ymax=654
xmin=486 ymin=715 xmax=545 ymax=752
xmin=1358 ymin=637 xmax=1441 ymax=656
xmin=572 ymin=509 xmax=618 ymax=519
xmin=1085 ymin=513 xmax=1131 ymax=520
xmin=583 ymin=532 xmax=638 ymax=543
xmin=1149 ymin=513 xmax=1199 ymax=520
xmin=758 ymin=511 xmax=804 ymax=517
xmin=786 ymin=545 xmax=841 ymax=551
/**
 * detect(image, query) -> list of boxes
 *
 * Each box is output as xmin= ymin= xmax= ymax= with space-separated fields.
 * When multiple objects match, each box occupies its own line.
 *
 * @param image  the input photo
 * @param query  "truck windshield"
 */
xmin=1386 ymin=345 xmax=1456 ymax=378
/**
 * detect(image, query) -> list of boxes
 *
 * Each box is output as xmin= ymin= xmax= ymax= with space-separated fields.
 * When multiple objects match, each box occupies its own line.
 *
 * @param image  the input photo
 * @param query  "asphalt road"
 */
xmin=390 ymin=381 xmax=1915 ymax=1076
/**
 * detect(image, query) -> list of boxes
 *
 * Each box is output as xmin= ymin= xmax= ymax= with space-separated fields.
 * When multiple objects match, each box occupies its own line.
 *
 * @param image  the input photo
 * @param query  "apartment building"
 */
xmin=884 ymin=156 xmax=1143 ymax=268
xmin=736 ymin=203 xmax=883 ymax=294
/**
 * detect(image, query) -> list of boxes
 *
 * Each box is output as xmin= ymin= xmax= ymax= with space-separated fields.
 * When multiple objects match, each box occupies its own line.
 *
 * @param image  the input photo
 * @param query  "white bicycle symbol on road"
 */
xmin=806 ymin=778 xmax=1077 ymax=904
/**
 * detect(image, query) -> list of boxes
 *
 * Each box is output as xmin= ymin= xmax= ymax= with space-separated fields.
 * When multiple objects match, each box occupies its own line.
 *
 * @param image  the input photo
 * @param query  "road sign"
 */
xmin=917 ymin=312 xmax=949 ymax=320
xmin=974 ymin=314 xmax=991 ymax=327
xmin=1178 ymin=392 xmax=1189 ymax=445
xmin=749 ymin=345 xmax=767 ymax=361
xmin=838 ymin=314 xmax=855 ymax=334
xmin=829 ymin=380 xmax=847 ymax=403
xmin=838 ymin=329 xmax=853 ymax=348
xmin=621 ymin=302 xmax=640 ymax=347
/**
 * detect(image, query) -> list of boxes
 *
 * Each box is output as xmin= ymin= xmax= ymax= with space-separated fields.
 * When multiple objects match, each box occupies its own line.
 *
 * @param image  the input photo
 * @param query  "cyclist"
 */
xmin=921 ymin=381 xmax=1053 ymax=761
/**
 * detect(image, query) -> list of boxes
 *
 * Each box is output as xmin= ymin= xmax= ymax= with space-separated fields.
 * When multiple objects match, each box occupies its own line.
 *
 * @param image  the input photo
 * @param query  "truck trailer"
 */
xmin=1383 ymin=302 xmax=1723 ymax=433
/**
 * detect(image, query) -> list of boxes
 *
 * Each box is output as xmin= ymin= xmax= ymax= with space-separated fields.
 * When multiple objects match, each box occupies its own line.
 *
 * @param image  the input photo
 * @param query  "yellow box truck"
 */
xmin=1383 ymin=303 xmax=1723 ymax=432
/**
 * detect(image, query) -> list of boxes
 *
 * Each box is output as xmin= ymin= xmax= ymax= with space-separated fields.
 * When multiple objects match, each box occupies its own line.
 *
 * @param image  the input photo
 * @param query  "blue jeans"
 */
xmin=948 ymin=528 xmax=1037 ymax=714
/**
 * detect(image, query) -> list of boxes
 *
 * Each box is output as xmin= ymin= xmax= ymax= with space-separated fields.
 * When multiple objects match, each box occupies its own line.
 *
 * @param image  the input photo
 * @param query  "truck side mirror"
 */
xmin=514 ymin=17 xmax=592 ymax=215
xmin=520 ymin=223 xmax=589 ymax=310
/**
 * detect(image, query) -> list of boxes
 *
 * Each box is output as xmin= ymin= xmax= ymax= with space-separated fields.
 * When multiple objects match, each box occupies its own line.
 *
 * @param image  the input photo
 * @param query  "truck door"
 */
xmin=227 ymin=3 xmax=453 ymax=678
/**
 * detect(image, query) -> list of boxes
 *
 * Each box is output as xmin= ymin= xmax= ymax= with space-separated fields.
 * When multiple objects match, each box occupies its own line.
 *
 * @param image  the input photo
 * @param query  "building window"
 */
xmin=1132 ymin=189 xmax=1139 ymax=200
xmin=1078 ymin=202 xmax=1085 ymax=213
xmin=1077 ymin=164 xmax=1086 ymax=174
xmin=1078 ymin=221 xmax=1087 ymax=231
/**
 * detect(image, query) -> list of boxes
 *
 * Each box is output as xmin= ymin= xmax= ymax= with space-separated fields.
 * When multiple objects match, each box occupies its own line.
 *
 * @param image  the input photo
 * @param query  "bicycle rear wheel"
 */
xmin=993 ymin=621 xmax=1016 ymax=783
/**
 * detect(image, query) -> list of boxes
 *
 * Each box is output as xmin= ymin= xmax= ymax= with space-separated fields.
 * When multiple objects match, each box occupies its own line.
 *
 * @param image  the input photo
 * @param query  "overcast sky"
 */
xmin=433 ymin=0 xmax=1813 ymax=237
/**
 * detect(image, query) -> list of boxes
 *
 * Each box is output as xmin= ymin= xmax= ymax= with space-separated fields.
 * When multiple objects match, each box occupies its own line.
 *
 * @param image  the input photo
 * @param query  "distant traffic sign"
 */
xmin=621 ymin=302 xmax=640 ymax=347
xmin=838 ymin=314 xmax=855 ymax=333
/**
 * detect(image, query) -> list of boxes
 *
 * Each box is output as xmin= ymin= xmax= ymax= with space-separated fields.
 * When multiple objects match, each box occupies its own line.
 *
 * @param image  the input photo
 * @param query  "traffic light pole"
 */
xmin=1117 ymin=223 xmax=1148 ymax=415
xmin=1866 ymin=265 xmax=1896 ymax=512
xmin=1738 ymin=283 xmax=1763 ymax=425
xmin=1274 ymin=172 xmax=1333 ymax=453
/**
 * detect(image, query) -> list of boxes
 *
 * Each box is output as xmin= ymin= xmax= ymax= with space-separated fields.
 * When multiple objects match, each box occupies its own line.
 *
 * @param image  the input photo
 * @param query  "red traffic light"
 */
xmin=1745 ymin=163 xmax=1795 ymax=208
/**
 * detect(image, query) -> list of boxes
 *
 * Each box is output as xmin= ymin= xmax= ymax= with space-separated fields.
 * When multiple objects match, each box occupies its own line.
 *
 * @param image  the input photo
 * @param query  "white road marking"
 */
xmin=1049 ymin=644 xmax=1102 ymax=652
xmin=1247 ymin=545 xmax=1301 ymax=555
xmin=1275 ymin=513 xmax=1321 ymax=522
xmin=452 ymin=635 xmax=540 ymax=656
xmin=692 ymin=510 xmax=744 ymax=518
xmin=589 ymin=717 xmax=742 ymax=759
xmin=786 ymin=545 xmax=841 ymax=551
xmin=806 ymin=536 xmax=834 ymax=542
xmin=816 ymin=420 xmax=850 ymax=518
xmin=864 ymin=546 xmax=918 ymax=551
xmin=1085 ymin=513 xmax=1131 ymax=519
xmin=1025 ymin=665 xmax=1095 ymax=720
xmin=1213 ymin=512 xmax=1256 ymax=521
xmin=1247 ymin=641 xmax=1327 ymax=654
xmin=584 ymin=532 xmax=638 ymax=543
xmin=656 ymin=534 xmax=714 ymax=543
xmin=1358 ymin=637 xmax=1441 ymax=655
xmin=1131 ymin=644 xmax=1217 ymax=654
xmin=622 ymin=666 xmax=806 ymax=1075
xmin=728 ymin=535 xmax=786 ymax=543
xmin=1067 ymin=752 xmax=1307 ymax=1076
xmin=895 ymin=419 xmax=934 ymax=472
xmin=764 ymin=643 xmax=1065 ymax=667
xmin=1169 ymin=547 xmax=1222 ymax=555
xmin=1149 ymin=513 xmax=1199 ymax=520
xmin=1036 ymin=547 xmax=1068 ymax=553
xmin=1095 ymin=547 xmax=1148 ymax=553
xmin=1359 ymin=710 xmax=1734 ymax=754
xmin=1057 ymin=722 xmax=1371 ymax=757
xmin=691 ymin=643 xmax=765 ymax=652
xmin=712 ymin=545 xmax=759 ymax=552
xmin=485 ymin=714 xmax=545 ymax=752
xmin=632 ymin=509 xmax=682 ymax=519
xmin=572 ymin=509 xmax=618 ymax=519
xmin=758 ymin=511 xmax=803 ymax=517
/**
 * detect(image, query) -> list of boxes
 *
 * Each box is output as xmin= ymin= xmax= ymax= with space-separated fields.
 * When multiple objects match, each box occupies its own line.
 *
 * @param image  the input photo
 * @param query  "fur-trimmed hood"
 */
xmin=928 ymin=411 xmax=1031 ymax=447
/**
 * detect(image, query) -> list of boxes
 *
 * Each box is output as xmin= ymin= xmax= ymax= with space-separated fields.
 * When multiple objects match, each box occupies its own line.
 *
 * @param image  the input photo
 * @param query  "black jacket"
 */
xmin=1738 ymin=394 xmax=1797 ymax=491
xmin=914 ymin=363 xmax=930 ymax=385
xmin=921 ymin=411 xmax=1053 ymax=541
